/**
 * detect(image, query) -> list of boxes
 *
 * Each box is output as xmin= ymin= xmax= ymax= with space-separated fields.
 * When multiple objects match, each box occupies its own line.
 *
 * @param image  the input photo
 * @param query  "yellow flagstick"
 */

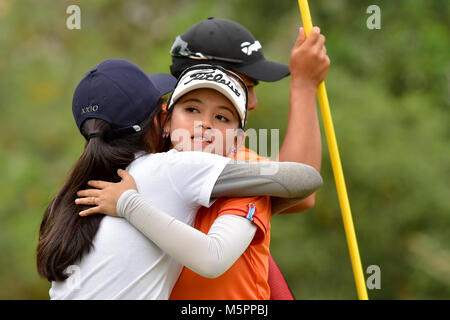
xmin=297 ymin=0 xmax=368 ymax=300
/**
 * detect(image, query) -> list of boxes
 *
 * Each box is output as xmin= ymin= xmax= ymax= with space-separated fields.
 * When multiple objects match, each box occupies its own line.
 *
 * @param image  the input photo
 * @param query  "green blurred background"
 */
xmin=0 ymin=0 xmax=449 ymax=299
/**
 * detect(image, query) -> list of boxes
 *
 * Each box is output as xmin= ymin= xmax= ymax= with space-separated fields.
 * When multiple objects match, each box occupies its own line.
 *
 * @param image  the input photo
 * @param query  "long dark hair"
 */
xmin=37 ymin=99 xmax=169 ymax=281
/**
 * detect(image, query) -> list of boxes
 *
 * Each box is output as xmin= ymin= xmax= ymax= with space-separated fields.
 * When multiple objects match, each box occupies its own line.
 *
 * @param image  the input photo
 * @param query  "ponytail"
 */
xmin=37 ymin=100 xmax=166 ymax=281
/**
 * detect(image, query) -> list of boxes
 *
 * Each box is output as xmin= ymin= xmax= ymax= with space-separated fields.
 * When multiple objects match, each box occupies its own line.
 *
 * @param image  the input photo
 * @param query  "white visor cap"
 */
xmin=167 ymin=65 xmax=248 ymax=128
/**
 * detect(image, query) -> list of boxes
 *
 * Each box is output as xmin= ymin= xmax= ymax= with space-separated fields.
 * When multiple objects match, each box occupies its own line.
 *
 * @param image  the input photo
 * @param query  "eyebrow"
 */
xmin=217 ymin=106 xmax=235 ymax=115
xmin=179 ymin=98 xmax=203 ymax=104
xmin=179 ymin=98 xmax=235 ymax=114
xmin=179 ymin=97 xmax=237 ymax=117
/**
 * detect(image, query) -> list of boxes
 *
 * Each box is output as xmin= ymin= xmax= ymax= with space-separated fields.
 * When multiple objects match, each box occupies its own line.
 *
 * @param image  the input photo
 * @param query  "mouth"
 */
xmin=191 ymin=134 xmax=213 ymax=146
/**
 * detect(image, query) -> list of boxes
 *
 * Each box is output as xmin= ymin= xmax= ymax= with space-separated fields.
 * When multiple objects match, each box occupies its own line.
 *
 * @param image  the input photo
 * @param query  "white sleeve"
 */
xmin=117 ymin=190 xmax=257 ymax=278
xmin=166 ymin=151 xmax=231 ymax=208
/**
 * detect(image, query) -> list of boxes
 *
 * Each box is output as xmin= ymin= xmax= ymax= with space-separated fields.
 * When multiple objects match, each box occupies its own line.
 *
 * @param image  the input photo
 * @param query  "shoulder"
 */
xmin=130 ymin=149 xmax=231 ymax=166
xmin=217 ymin=196 xmax=271 ymax=217
xmin=127 ymin=152 xmax=158 ymax=170
xmin=216 ymin=196 xmax=271 ymax=244
xmin=235 ymin=146 xmax=270 ymax=162
xmin=167 ymin=150 xmax=231 ymax=165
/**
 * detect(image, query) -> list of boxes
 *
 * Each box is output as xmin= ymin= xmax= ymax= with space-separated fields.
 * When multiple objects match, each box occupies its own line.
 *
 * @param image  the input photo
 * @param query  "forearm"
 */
xmin=279 ymin=85 xmax=322 ymax=170
xmin=117 ymin=190 xmax=256 ymax=278
xmin=271 ymin=195 xmax=315 ymax=214
xmin=275 ymin=85 xmax=322 ymax=214
xmin=212 ymin=161 xmax=322 ymax=200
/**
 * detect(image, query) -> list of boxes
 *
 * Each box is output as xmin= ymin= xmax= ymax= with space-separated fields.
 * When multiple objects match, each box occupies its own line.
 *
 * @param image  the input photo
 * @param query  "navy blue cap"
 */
xmin=72 ymin=58 xmax=176 ymax=139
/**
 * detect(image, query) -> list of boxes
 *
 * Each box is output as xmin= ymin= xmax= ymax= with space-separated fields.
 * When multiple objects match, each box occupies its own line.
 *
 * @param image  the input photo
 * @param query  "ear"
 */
xmin=157 ymin=109 xmax=170 ymax=132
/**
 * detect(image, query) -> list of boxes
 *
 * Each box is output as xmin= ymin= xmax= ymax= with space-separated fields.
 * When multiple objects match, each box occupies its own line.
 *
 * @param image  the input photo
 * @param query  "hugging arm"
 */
xmin=75 ymin=161 xmax=322 ymax=277
xmin=76 ymin=160 xmax=323 ymax=217
xmin=118 ymin=190 xmax=256 ymax=278
xmin=113 ymin=161 xmax=321 ymax=278
xmin=212 ymin=160 xmax=322 ymax=213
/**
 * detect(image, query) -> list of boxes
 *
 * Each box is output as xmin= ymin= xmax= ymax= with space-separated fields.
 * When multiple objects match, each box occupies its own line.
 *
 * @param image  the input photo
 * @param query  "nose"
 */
xmin=195 ymin=116 xmax=212 ymax=130
xmin=247 ymin=87 xmax=258 ymax=111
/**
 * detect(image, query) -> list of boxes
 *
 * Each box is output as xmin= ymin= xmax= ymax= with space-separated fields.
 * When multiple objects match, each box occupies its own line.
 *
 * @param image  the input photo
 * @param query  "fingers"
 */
xmin=307 ymin=27 xmax=327 ymax=63
xmin=79 ymin=206 xmax=102 ymax=217
xmin=118 ymin=169 xmax=138 ymax=190
xmin=295 ymin=27 xmax=307 ymax=47
xmin=118 ymin=169 xmax=134 ymax=185
xmin=117 ymin=169 xmax=130 ymax=180
xmin=317 ymin=34 xmax=326 ymax=50
xmin=290 ymin=25 xmax=330 ymax=88
xmin=305 ymin=26 xmax=320 ymax=44
xmin=76 ymin=195 xmax=117 ymax=217
xmin=304 ymin=26 xmax=326 ymax=47
xmin=87 ymin=180 xmax=112 ymax=190
xmin=77 ymin=188 xmax=102 ymax=198
xmin=294 ymin=26 xmax=327 ymax=60
xmin=75 ymin=196 xmax=98 ymax=206
xmin=299 ymin=27 xmax=306 ymax=41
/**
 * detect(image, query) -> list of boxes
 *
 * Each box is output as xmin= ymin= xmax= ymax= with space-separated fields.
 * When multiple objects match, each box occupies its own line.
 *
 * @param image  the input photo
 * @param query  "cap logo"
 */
xmin=81 ymin=104 xmax=99 ymax=115
xmin=240 ymin=40 xmax=262 ymax=56
xmin=184 ymin=70 xmax=241 ymax=97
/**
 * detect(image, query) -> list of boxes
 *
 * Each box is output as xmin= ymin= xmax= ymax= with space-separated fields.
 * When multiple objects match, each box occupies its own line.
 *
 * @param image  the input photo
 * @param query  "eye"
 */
xmin=216 ymin=114 xmax=229 ymax=122
xmin=185 ymin=107 xmax=199 ymax=113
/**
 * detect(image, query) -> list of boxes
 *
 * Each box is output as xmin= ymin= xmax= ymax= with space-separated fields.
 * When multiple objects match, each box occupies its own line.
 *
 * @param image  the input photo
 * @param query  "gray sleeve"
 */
xmin=211 ymin=160 xmax=322 ymax=200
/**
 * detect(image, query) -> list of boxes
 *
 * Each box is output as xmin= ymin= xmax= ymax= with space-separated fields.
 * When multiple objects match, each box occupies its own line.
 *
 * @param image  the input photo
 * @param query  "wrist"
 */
xmin=290 ymin=81 xmax=317 ymax=96
xmin=116 ymin=189 xmax=139 ymax=218
xmin=290 ymin=76 xmax=317 ymax=92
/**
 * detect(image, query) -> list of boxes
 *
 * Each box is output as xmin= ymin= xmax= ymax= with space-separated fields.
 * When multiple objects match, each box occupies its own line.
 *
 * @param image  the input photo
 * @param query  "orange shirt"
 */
xmin=169 ymin=147 xmax=272 ymax=300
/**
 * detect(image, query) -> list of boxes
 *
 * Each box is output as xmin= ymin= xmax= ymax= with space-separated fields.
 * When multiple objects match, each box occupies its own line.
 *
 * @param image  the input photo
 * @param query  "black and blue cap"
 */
xmin=72 ymin=58 xmax=176 ymax=141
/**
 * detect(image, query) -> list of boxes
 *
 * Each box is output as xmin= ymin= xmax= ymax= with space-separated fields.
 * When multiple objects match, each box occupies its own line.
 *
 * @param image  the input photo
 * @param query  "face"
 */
xmin=165 ymin=88 xmax=244 ymax=156
xmin=235 ymin=72 xmax=258 ymax=112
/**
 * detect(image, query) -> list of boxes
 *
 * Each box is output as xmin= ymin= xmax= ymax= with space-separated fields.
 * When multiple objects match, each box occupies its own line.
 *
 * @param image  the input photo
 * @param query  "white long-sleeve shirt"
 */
xmin=50 ymin=150 xmax=231 ymax=300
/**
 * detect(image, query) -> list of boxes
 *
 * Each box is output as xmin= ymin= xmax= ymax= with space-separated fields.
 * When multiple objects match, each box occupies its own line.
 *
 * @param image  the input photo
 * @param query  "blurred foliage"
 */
xmin=0 ymin=0 xmax=449 ymax=299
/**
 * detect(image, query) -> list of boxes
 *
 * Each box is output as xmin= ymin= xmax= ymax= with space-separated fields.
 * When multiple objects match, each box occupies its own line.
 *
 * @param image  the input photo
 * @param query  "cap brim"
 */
xmin=233 ymin=59 xmax=290 ymax=82
xmin=148 ymin=73 xmax=177 ymax=95
xmin=170 ymin=81 xmax=246 ymax=128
